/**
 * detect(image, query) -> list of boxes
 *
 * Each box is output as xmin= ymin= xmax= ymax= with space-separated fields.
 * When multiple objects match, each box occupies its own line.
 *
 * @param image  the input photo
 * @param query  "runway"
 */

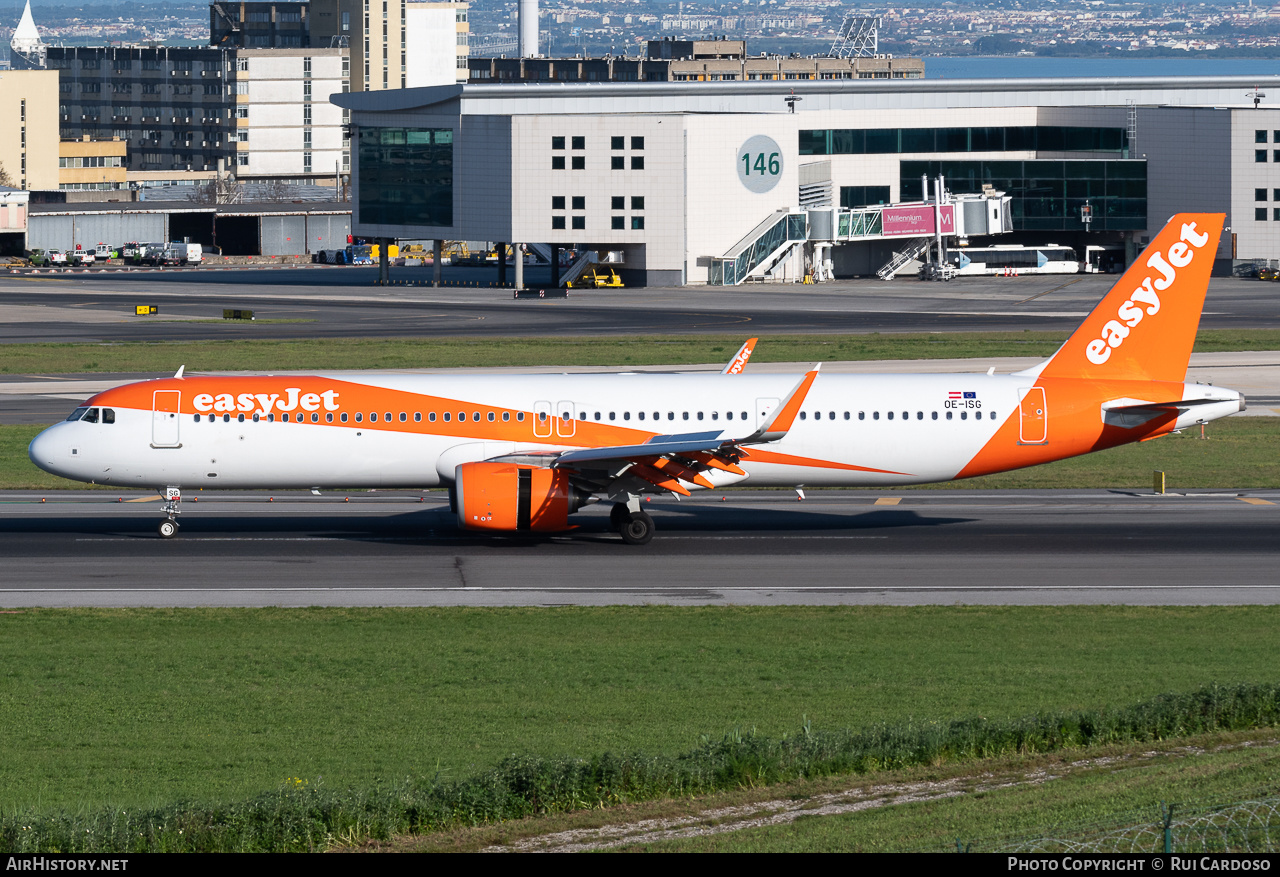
xmin=0 ymin=270 xmax=1278 ymax=343
xmin=2 ymin=489 xmax=1275 ymax=607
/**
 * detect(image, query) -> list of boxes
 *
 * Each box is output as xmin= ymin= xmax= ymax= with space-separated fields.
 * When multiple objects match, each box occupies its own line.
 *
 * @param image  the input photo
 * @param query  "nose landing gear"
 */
xmin=158 ymin=486 xmax=181 ymax=538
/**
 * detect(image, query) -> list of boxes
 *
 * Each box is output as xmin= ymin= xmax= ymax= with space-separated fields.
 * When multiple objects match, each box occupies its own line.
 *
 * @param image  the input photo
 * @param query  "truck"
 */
xmin=168 ymin=242 xmax=203 ymax=266
xmin=69 ymin=247 xmax=95 ymax=267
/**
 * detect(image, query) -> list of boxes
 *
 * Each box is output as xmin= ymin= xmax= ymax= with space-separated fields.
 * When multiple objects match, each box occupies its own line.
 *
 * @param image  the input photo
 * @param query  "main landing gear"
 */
xmin=158 ymin=486 xmax=181 ymax=538
xmin=610 ymin=502 xmax=654 ymax=545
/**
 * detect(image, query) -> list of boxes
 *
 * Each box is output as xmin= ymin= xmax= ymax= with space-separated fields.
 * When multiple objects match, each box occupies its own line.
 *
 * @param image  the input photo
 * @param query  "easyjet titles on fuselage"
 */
xmin=193 ymin=388 xmax=342 ymax=416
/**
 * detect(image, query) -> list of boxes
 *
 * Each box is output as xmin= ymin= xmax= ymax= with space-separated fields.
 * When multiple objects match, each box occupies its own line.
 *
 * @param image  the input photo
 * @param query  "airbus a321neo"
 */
xmin=29 ymin=214 xmax=1244 ymax=544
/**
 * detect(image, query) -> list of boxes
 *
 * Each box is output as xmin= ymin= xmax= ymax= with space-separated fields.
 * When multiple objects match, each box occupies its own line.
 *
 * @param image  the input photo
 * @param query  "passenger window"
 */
xmin=873 ymin=412 xmax=880 ymax=420
xmin=562 ymin=412 xmax=571 ymax=421
xmin=579 ymin=412 xmax=587 ymax=420
xmin=624 ymin=412 xmax=631 ymax=421
xmin=103 ymin=409 xmax=115 ymax=424
xmin=370 ymin=412 xmax=378 ymax=422
xmin=311 ymin=413 xmax=319 ymax=423
xmin=829 ymin=412 xmax=835 ymax=420
xmin=887 ymin=411 xmax=894 ymax=420
xmin=741 ymin=412 xmax=747 ymax=420
xmin=989 ymin=411 xmax=996 ymax=419
xmin=253 ymin=414 xmax=261 ymax=422
xmin=458 ymin=411 xmax=465 ymax=421
xmin=442 ymin=412 xmax=450 ymax=422
xmin=517 ymin=412 xmax=525 ymax=422
xmin=844 ymin=412 xmax=850 ymax=420
xmin=594 ymin=412 xmax=601 ymax=421
xmin=238 ymin=413 xmax=245 ymax=422
xmin=84 ymin=408 xmax=100 ymax=423
xmin=223 ymin=414 xmax=231 ymax=422
xmin=387 ymin=412 xmax=394 ymax=422
xmin=488 ymin=412 xmax=495 ymax=422
xmin=858 ymin=412 xmax=865 ymax=420
xmin=668 ymin=412 xmax=675 ymax=420
xmin=609 ymin=412 xmax=616 ymax=421
xmin=902 ymin=411 xmax=908 ymax=420
xmin=946 ymin=411 xmax=953 ymax=420
xmin=502 ymin=412 xmax=510 ymax=422
xmin=697 ymin=412 xmax=704 ymax=420
xmin=399 ymin=412 xmax=407 ymax=422
xmin=932 ymin=411 xmax=938 ymax=420
xmin=712 ymin=412 xmax=719 ymax=420
xmin=725 ymin=412 xmax=733 ymax=421
xmin=917 ymin=412 xmax=923 ymax=420
xmin=268 ymin=413 xmax=275 ymax=422
xmin=193 ymin=414 xmax=200 ymax=422
xmin=356 ymin=413 xmax=364 ymax=422
xmin=654 ymin=412 xmax=660 ymax=420
xmin=800 ymin=412 xmax=807 ymax=420
xmin=961 ymin=411 xmax=968 ymax=420
xmin=638 ymin=412 xmax=645 ymax=420
xmin=537 ymin=412 xmax=547 ymax=422
xmin=341 ymin=413 xmax=348 ymax=422
xmin=428 ymin=412 xmax=435 ymax=422
xmin=682 ymin=412 xmax=689 ymax=420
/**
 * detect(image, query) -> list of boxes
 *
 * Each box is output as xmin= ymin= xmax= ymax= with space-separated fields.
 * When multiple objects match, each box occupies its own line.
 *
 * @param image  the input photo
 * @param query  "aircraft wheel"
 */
xmin=619 ymin=511 xmax=654 ymax=546
xmin=609 ymin=502 xmax=630 ymax=532
xmin=158 ymin=519 xmax=179 ymax=539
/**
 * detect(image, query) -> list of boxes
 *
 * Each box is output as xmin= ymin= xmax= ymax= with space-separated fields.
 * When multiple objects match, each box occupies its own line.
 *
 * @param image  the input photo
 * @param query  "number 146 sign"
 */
xmin=737 ymin=135 xmax=783 ymax=193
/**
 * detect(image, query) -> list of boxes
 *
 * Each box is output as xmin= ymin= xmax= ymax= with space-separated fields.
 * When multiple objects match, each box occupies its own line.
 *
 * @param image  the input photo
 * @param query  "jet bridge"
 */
xmin=707 ymin=187 xmax=1012 ymax=285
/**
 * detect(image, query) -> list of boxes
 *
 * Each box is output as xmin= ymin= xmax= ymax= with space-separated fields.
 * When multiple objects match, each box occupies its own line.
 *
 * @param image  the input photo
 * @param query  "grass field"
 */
xmin=3 ymin=416 xmax=1276 ymax=491
xmin=2 ymin=328 xmax=1278 ymax=374
xmin=609 ymin=733 xmax=1280 ymax=853
xmin=2 ymin=606 xmax=1279 ymax=817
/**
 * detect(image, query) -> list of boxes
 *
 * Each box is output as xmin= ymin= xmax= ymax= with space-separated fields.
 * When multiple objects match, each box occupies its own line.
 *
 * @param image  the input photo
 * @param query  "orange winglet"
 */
xmin=753 ymin=368 xmax=820 ymax=439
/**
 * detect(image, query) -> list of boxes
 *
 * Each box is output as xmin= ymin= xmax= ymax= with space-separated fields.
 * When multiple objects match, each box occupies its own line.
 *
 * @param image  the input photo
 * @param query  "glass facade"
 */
xmin=800 ymin=126 xmax=1129 ymax=157
xmin=839 ymin=185 xmax=890 ymax=208
xmin=901 ymin=160 xmax=1146 ymax=231
xmin=358 ymin=127 xmax=453 ymax=228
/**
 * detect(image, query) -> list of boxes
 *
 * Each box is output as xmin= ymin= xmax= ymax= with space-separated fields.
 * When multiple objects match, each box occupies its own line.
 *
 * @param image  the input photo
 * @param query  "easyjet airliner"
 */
xmin=29 ymin=214 xmax=1244 ymax=544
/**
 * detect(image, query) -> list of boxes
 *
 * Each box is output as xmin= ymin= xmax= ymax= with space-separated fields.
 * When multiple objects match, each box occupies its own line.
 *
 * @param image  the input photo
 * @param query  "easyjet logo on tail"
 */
xmin=1084 ymin=222 xmax=1211 ymax=366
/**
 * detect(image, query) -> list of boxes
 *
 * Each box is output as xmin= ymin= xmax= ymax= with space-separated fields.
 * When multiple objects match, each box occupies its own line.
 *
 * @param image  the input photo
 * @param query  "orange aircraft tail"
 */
xmin=1035 ymin=213 xmax=1224 ymax=384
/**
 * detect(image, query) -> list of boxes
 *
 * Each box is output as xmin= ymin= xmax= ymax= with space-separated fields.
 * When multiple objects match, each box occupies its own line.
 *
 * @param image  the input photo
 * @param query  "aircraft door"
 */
xmin=755 ymin=398 xmax=780 ymax=429
xmin=152 ymin=390 xmax=182 ymax=448
xmin=1018 ymin=387 xmax=1047 ymax=445
xmin=533 ymin=400 xmax=553 ymax=438
xmin=555 ymin=400 xmax=576 ymax=438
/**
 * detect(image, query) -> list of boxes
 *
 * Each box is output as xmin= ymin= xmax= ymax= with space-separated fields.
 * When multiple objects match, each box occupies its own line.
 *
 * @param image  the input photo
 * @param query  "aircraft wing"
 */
xmin=547 ymin=367 xmax=820 ymax=495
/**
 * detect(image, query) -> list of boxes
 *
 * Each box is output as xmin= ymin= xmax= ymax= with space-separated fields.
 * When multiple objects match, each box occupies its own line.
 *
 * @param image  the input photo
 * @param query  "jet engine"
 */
xmin=454 ymin=462 xmax=593 ymax=532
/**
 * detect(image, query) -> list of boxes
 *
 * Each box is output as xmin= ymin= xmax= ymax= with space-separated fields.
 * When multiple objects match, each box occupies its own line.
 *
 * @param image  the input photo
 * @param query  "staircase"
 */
xmin=710 ymin=211 xmax=808 ymax=285
xmin=875 ymin=236 xmax=932 ymax=281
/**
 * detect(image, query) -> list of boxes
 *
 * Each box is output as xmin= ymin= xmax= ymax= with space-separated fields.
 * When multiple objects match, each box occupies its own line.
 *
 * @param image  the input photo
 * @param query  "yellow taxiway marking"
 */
xmin=124 ymin=496 xmax=161 ymax=503
xmin=874 ymin=497 xmax=902 ymax=506
xmin=1239 ymin=497 xmax=1275 ymax=505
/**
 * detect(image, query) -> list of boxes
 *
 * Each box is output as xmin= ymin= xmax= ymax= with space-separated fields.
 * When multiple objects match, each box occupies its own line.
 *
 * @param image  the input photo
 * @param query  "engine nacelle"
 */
xmin=454 ymin=462 xmax=591 ymax=532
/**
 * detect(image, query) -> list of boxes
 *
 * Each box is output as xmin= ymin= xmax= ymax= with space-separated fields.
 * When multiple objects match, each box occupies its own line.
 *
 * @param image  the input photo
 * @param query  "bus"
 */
xmin=948 ymin=245 xmax=1079 ymax=276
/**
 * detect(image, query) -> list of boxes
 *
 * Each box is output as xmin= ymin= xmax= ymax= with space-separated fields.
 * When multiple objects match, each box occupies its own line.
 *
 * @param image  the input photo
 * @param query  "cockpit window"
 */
xmin=66 ymin=407 xmax=88 ymax=422
xmin=82 ymin=408 xmax=100 ymax=424
xmin=102 ymin=408 xmax=115 ymax=424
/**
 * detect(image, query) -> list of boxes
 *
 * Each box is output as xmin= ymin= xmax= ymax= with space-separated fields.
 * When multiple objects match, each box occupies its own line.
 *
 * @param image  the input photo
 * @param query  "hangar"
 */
xmin=25 ymin=202 xmax=351 ymax=257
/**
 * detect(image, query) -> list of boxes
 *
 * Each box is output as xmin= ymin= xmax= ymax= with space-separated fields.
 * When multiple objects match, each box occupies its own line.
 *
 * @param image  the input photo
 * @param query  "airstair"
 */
xmin=875 ymin=237 xmax=932 ymax=281
xmin=559 ymin=250 xmax=598 ymax=287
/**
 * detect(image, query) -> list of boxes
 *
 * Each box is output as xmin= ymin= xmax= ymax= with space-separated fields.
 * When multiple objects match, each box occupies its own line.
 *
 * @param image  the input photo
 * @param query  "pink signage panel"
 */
xmin=882 ymin=205 xmax=955 ymax=237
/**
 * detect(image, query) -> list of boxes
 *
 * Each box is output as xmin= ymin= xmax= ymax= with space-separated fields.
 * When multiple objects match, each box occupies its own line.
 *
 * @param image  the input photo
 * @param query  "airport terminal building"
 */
xmin=333 ymin=76 xmax=1280 ymax=285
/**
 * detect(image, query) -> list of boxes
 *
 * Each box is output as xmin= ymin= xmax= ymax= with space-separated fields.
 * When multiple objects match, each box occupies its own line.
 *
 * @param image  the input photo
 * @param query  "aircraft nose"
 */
xmin=28 ymin=424 xmax=68 ymax=476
